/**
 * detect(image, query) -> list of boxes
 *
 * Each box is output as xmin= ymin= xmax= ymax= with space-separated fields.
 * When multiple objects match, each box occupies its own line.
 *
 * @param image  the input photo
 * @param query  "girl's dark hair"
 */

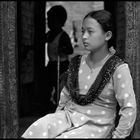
xmin=47 ymin=5 xmax=67 ymax=27
xmin=84 ymin=10 xmax=114 ymax=48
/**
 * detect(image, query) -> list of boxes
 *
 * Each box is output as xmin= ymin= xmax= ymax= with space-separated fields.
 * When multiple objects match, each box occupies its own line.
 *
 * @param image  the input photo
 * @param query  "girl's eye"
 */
xmin=81 ymin=29 xmax=94 ymax=35
xmin=88 ymin=30 xmax=94 ymax=34
xmin=81 ymin=30 xmax=85 ymax=34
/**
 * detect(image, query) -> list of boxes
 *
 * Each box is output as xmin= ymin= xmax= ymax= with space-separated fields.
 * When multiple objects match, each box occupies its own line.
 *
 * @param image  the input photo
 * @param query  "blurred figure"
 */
xmin=45 ymin=5 xmax=73 ymax=110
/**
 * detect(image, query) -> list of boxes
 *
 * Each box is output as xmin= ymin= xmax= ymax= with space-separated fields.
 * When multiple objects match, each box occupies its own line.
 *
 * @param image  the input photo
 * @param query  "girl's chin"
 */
xmin=84 ymin=47 xmax=92 ymax=51
xmin=84 ymin=46 xmax=90 ymax=50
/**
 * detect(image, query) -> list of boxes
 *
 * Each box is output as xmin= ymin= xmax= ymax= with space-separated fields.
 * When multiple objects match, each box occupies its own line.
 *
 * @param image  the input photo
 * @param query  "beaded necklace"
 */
xmin=66 ymin=54 xmax=125 ymax=105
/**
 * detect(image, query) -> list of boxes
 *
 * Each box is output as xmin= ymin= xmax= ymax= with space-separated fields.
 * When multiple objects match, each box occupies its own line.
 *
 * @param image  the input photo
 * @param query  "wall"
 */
xmin=124 ymin=2 xmax=140 ymax=138
xmin=20 ymin=1 xmax=35 ymax=84
xmin=0 ymin=1 xmax=18 ymax=138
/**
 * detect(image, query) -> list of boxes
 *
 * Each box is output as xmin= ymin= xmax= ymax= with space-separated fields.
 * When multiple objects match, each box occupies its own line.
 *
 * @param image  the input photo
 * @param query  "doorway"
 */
xmin=17 ymin=1 xmax=47 ymax=136
xmin=18 ymin=1 xmax=117 ymax=136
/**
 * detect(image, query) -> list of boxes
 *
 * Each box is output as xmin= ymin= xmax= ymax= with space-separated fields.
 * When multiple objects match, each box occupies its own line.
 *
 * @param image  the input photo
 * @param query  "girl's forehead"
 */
xmin=82 ymin=17 xmax=101 ymax=29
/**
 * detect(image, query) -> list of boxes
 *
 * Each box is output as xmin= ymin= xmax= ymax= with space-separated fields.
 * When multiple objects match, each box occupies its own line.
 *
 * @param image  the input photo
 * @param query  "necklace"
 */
xmin=99 ymin=53 xmax=111 ymax=64
xmin=67 ymin=54 xmax=124 ymax=105
xmin=86 ymin=53 xmax=111 ymax=72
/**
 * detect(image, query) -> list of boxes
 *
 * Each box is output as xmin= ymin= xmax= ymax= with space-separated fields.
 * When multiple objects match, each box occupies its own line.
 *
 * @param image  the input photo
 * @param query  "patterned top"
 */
xmin=66 ymin=54 xmax=125 ymax=105
xmin=22 ymin=53 xmax=136 ymax=138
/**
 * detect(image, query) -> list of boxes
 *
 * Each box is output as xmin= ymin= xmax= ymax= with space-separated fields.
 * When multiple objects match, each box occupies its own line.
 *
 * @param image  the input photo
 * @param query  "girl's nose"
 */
xmin=82 ymin=31 xmax=88 ymax=40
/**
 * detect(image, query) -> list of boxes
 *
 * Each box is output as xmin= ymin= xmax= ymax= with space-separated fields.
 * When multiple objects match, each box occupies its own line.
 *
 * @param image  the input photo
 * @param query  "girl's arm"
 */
xmin=55 ymin=86 xmax=71 ymax=112
xmin=112 ymin=63 xmax=137 ymax=138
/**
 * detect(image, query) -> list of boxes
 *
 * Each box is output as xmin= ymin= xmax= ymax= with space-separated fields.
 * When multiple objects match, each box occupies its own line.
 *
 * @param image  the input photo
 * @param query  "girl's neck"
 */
xmin=86 ymin=46 xmax=110 ymax=68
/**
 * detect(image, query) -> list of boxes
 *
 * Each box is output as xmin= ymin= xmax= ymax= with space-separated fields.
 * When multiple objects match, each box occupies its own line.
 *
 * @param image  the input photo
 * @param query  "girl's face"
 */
xmin=82 ymin=17 xmax=108 ymax=52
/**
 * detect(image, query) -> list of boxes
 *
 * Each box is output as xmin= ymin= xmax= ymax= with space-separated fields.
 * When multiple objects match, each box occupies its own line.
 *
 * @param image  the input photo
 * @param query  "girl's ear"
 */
xmin=105 ymin=31 xmax=112 ymax=41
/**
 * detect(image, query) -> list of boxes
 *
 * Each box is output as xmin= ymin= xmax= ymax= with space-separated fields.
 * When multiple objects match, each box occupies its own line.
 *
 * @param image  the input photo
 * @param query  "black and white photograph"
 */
xmin=0 ymin=1 xmax=139 ymax=138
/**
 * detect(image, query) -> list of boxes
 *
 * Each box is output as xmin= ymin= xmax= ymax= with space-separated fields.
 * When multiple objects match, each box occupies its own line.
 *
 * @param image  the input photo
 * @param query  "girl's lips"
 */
xmin=83 ymin=42 xmax=89 ymax=47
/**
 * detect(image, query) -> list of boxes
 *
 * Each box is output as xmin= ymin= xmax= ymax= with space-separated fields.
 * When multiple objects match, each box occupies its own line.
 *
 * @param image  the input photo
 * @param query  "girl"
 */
xmin=21 ymin=10 xmax=136 ymax=138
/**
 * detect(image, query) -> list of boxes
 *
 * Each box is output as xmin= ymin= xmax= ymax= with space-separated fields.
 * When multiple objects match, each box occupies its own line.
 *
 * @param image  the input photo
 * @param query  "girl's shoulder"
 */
xmin=113 ymin=61 xmax=132 ymax=82
xmin=112 ymin=54 xmax=129 ymax=71
xmin=114 ymin=62 xmax=130 ymax=75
